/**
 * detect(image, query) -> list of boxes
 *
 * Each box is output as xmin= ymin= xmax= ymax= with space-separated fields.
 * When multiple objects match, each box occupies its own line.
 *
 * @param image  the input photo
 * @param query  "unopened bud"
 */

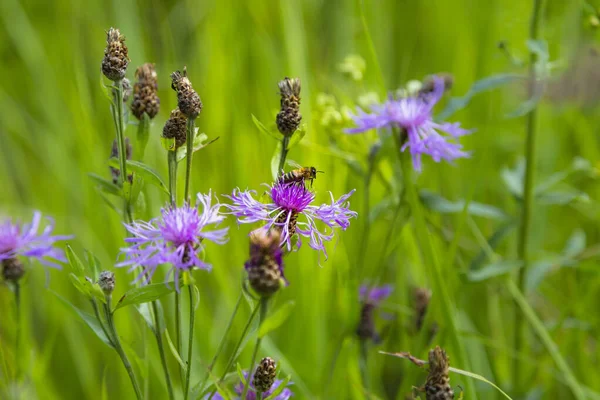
xmin=424 ymin=346 xmax=453 ymax=400
xmin=162 ymin=108 xmax=188 ymax=149
xmin=276 ymin=77 xmax=302 ymax=136
xmin=131 ymin=63 xmax=160 ymax=119
xmin=98 ymin=271 xmax=115 ymax=295
xmin=253 ymin=357 xmax=277 ymax=393
xmin=101 ymin=27 xmax=129 ymax=82
xmin=1 ymin=258 xmax=25 ymax=282
xmin=245 ymin=229 xmax=284 ymax=297
xmin=171 ymin=67 xmax=202 ymax=119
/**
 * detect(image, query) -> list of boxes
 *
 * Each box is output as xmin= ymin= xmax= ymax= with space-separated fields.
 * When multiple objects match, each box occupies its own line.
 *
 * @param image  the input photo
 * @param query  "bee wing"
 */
xmin=286 ymin=159 xmax=302 ymax=169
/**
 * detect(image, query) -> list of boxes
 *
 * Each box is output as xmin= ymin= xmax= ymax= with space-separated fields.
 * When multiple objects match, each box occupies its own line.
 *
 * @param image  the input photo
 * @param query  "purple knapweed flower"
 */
xmin=225 ymin=182 xmax=357 ymax=259
xmin=117 ymin=192 xmax=228 ymax=288
xmin=345 ymin=76 xmax=472 ymax=171
xmin=208 ymin=371 xmax=293 ymax=400
xmin=0 ymin=211 xmax=72 ymax=270
xmin=357 ymin=284 xmax=393 ymax=343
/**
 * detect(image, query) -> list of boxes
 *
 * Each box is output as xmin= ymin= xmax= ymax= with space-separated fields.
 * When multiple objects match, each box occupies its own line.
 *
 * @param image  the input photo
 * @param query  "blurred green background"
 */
xmin=1 ymin=0 xmax=600 ymax=399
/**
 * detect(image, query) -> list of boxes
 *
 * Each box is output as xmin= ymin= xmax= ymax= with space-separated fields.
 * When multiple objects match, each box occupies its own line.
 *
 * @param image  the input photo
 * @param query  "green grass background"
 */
xmin=1 ymin=0 xmax=600 ymax=399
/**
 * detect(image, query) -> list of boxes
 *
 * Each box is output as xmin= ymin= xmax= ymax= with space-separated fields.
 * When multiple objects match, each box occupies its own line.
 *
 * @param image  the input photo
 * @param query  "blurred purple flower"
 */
xmin=117 ymin=191 xmax=228 ymax=288
xmin=345 ymin=76 xmax=472 ymax=171
xmin=0 ymin=211 xmax=72 ymax=269
xmin=359 ymin=284 xmax=393 ymax=305
xmin=225 ymin=182 xmax=357 ymax=259
xmin=209 ymin=371 xmax=293 ymax=400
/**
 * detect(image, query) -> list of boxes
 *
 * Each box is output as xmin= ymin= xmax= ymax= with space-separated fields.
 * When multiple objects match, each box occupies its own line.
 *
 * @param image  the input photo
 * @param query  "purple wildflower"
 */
xmin=359 ymin=284 xmax=393 ymax=305
xmin=225 ymin=182 xmax=357 ymax=259
xmin=208 ymin=371 xmax=293 ymax=400
xmin=117 ymin=192 xmax=228 ymax=288
xmin=345 ymin=76 xmax=472 ymax=171
xmin=0 ymin=211 xmax=72 ymax=269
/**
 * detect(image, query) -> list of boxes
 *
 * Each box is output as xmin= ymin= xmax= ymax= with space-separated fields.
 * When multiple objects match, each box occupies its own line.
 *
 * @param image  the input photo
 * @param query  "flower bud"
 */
xmin=101 ymin=28 xmax=129 ymax=82
xmin=356 ymin=303 xmax=379 ymax=342
xmin=253 ymin=357 xmax=277 ymax=394
xmin=245 ymin=229 xmax=284 ymax=297
xmin=1 ymin=258 xmax=25 ymax=282
xmin=170 ymin=67 xmax=202 ymax=119
xmin=424 ymin=346 xmax=453 ymax=400
xmin=98 ymin=271 xmax=115 ymax=295
xmin=131 ymin=63 xmax=160 ymax=119
xmin=122 ymin=78 xmax=132 ymax=102
xmin=162 ymin=108 xmax=188 ymax=149
xmin=276 ymin=77 xmax=302 ymax=136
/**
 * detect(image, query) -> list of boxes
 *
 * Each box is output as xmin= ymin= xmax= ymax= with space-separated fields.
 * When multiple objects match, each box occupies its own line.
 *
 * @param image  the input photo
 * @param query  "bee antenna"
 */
xmin=316 ymin=170 xmax=325 ymax=174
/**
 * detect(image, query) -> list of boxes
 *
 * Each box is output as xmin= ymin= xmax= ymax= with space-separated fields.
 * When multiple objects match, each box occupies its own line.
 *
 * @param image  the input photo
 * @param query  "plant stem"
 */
xmin=515 ymin=0 xmax=544 ymax=390
xmin=197 ymin=291 xmax=243 ymax=394
xmin=358 ymin=339 xmax=370 ymax=394
xmin=184 ymin=285 xmax=196 ymax=400
xmin=176 ymin=291 xmax=184 ymax=382
xmin=207 ymin=300 xmax=262 ymax=400
xmin=241 ymin=298 xmax=269 ymax=399
xmin=91 ymin=299 xmax=114 ymax=347
xmin=168 ymin=151 xmax=178 ymax=207
xmin=184 ymin=118 xmax=196 ymax=202
xmin=151 ymin=300 xmax=175 ymax=400
xmin=137 ymin=113 xmax=150 ymax=161
xmin=14 ymin=282 xmax=21 ymax=379
xmin=277 ymin=136 xmax=291 ymax=173
xmin=104 ymin=297 xmax=143 ymax=400
xmin=111 ymin=80 xmax=132 ymax=223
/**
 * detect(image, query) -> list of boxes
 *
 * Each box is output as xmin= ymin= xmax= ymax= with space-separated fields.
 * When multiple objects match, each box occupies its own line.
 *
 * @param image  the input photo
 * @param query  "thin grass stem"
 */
xmin=241 ymin=298 xmax=269 ymax=399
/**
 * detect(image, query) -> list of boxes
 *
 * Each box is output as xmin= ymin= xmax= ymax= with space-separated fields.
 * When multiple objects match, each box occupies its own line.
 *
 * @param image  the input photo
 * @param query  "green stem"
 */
xmin=197 ymin=291 xmax=243 ymax=393
xmin=168 ymin=151 xmax=178 ymax=207
xmin=111 ymin=80 xmax=132 ymax=223
xmin=14 ymin=282 xmax=21 ymax=379
xmin=184 ymin=118 xmax=196 ymax=202
xmin=137 ymin=114 xmax=150 ymax=161
xmin=515 ymin=0 xmax=544 ymax=390
xmin=358 ymin=339 xmax=370 ymax=393
xmin=104 ymin=297 xmax=143 ymax=400
xmin=241 ymin=299 xmax=269 ymax=399
xmin=277 ymin=136 xmax=291 ymax=173
xmin=151 ymin=300 xmax=175 ymax=400
xmin=91 ymin=299 xmax=114 ymax=348
xmin=184 ymin=285 xmax=196 ymax=400
xmin=176 ymin=291 xmax=184 ymax=382
xmin=208 ymin=300 xmax=262 ymax=400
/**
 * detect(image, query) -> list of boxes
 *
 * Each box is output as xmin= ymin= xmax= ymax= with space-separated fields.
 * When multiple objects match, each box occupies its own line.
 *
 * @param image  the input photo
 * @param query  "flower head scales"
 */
xmin=225 ymin=182 xmax=356 ymax=259
xmin=118 ymin=191 xmax=228 ymax=288
xmin=0 ymin=211 xmax=72 ymax=270
xmin=208 ymin=371 xmax=293 ymax=400
xmin=346 ymin=76 xmax=472 ymax=171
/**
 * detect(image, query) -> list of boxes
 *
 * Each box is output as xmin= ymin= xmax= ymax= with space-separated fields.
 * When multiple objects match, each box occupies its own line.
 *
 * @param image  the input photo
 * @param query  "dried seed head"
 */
xmin=110 ymin=137 xmax=133 ymax=185
xmin=425 ymin=346 xmax=454 ymax=400
xmin=101 ymin=27 xmax=130 ymax=81
xmin=170 ymin=67 xmax=202 ymax=119
xmin=122 ymin=78 xmax=132 ymax=102
xmin=1 ymin=258 xmax=25 ymax=282
xmin=413 ymin=287 xmax=432 ymax=332
xmin=245 ymin=229 xmax=284 ymax=297
xmin=276 ymin=77 xmax=302 ymax=136
xmin=131 ymin=63 xmax=160 ymax=119
xmin=162 ymin=108 xmax=188 ymax=150
xmin=98 ymin=271 xmax=115 ymax=295
xmin=253 ymin=357 xmax=277 ymax=393
xmin=356 ymin=303 xmax=380 ymax=343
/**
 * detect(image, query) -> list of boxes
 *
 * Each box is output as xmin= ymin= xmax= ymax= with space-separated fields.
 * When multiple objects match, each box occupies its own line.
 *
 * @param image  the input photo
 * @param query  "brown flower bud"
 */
xmin=162 ymin=108 xmax=188 ymax=149
xmin=101 ymin=28 xmax=129 ymax=82
xmin=170 ymin=67 xmax=202 ymax=119
xmin=253 ymin=357 xmax=277 ymax=393
xmin=98 ymin=271 xmax=115 ymax=295
xmin=276 ymin=77 xmax=302 ymax=136
xmin=2 ymin=258 xmax=25 ymax=282
xmin=131 ymin=63 xmax=160 ymax=119
xmin=246 ymin=229 xmax=284 ymax=297
xmin=424 ymin=346 xmax=454 ymax=400
xmin=122 ymin=78 xmax=132 ymax=102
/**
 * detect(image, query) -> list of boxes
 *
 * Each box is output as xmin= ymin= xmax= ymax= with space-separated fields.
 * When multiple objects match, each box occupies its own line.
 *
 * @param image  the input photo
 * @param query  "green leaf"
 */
xmin=135 ymin=302 xmax=156 ymax=334
xmin=264 ymin=374 xmax=291 ymax=400
xmin=193 ymin=371 xmax=239 ymax=400
xmin=88 ymin=173 xmax=121 ymax=196
xmin=469 ymin=221 xmax=517 ymax=271
xmin=114 ymin=283 xmax=176 ymax=311
xmin=527 ymin=39 xmax=549 ymax=63
xmin=501 ymin=160 xmax=525 ymax=198
xmin=236 ymin=362 xmax=247 ymax=386
xmin=136 ymin=113 xmax=150 ymax=161
xmin=165 ymin=328 xmax=187 ymax=371
xmin=465 ymin=260 xmax=523 ymax=282
xmin=124 ymin=160 xmax=169 ymax=195
xmin=66 ymin=245 xmax=85 ymax=277
xmin=69 ymin=273 xmax=89 ymax=296
xmin=252 ymin=114 xmax=281 ymax=141
xmin=562 ymin=229 xmax=586 ymax=259
xmin=538 ymin=191 xmax=589 ymax=205
xmin=258 ymin=301 xmax=295 ymax=338
xmin=525 ymin=259 xmax=557 ymax=292
xmin=84 ymin=249 xmax=101 ymax=280
xmin=437 ymin=73 xmax=524 ymax=120
xmin=175 ymin=130 xmax=219 ymax=162
xmin=505 ymin=90 xmax=543 ymax=118
xmin=287 ymin=124 xmax=307 ymax=149
xmin=271 ymin=140 xmax=283 ymax=181
xmin=419 ymin=190 xmax=507 ymax=220
xmin=83 ymin=279 xmax=107 ymax=304
xmin=100 ymin=73 xmax=114 ymax=102
xmin=51 ymin=291 xmax=113 ymax=348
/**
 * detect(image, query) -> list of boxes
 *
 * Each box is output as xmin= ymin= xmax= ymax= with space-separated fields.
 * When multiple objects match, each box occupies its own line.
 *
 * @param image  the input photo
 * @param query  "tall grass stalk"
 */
xmin=241 ymin=298 xmax=269 ymax=399
xmin=515 ymin=0 xmax=544 ymax=390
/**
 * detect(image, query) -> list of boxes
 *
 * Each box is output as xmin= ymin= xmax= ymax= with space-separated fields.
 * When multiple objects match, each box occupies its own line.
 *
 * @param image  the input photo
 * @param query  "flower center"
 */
xmin=270 ymin=182 xmax=314 ymax=211
xmin=159 ymin=205 xmax=201 ymax=247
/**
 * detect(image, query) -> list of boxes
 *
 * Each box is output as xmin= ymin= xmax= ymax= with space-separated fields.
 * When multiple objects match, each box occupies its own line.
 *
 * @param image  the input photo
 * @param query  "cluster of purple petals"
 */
xmin=359 ymin=284 xmax=393 ymax=305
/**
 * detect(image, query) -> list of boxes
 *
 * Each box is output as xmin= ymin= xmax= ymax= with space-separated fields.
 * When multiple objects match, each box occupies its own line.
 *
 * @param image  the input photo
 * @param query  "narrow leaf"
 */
xmin=466 ymin=260 xmax=523 ymax=282
xmin=165 ymin=329 xmax=187 ymax=371
xmin=271 ymin=141 xmax=283 ymax=181
xmin=65 ymin=245 xmax=85 ymax=277
xmin=562 ymin=229 xmax=586 ymax=259
xmin=114 ymin=283 xmax=175 ymax=311
xmin=125 ymin=160 xmax=169 ymax=195
xmin=258 ymin=301 xmax=295 ymax=338
xmin=419 ymin=190 xmax=507 ymax=220
xmin=252 ymin=114 xmax=281 ymax=141
xmin=264 ymin=374 xmax=292 ymax=400
xmin=88 ymin=173 xmax=121 ymax=196
xmin=287 ymin=124 xmax=307 ymax=149
xmin=136 ymin=113 xmax=150 ymax=161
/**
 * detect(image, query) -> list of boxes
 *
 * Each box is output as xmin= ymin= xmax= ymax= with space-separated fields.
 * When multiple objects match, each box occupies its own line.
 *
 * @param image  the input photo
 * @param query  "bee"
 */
xmin=278 ymin=161 xmax=324 ymax=187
